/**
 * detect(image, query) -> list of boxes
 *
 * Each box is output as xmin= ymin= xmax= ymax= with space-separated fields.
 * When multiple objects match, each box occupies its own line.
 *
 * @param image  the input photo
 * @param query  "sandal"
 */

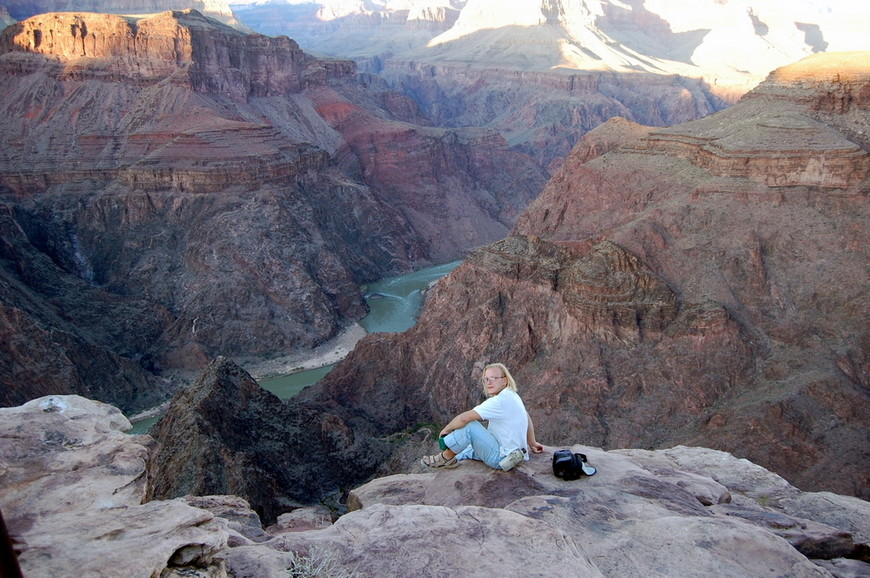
xmin=420 ymin=451 xmax=458 ymax=469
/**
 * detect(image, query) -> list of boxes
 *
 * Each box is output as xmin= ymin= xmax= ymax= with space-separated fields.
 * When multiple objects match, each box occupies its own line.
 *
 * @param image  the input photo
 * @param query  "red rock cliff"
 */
xmin=0 ymin=9 xmax=353 ymax=98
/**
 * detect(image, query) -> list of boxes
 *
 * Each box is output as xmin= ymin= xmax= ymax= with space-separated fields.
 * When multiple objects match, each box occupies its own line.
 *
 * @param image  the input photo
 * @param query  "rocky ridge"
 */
xmin=234 ymin=0 xmax=867 ymax=86
xmin=146 ymin=356 xmax=392 ymax=525
xmin=0 ymin=10 xmax=546 ymax=412
xmin=362 ymin=61 xmax=726 ymax=170
xmin=1 ymin=393 xmax=868 ymax=577
xmin=301 ymin=51 xmax=870 ymax=500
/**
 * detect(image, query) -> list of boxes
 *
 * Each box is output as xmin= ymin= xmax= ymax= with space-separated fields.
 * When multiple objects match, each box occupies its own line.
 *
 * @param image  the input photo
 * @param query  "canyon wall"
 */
xmin=0 ymin=10 xmax=547 ymax=412
xmin=233 ymin=0 xmax=866 ymax=85
xmin=303 ymin=52 xmax=870 ymax=500
xmin=364 ymin=60 xmax=727 ymax=169
xmin=1 ymin=0 xmax=241 ymax=26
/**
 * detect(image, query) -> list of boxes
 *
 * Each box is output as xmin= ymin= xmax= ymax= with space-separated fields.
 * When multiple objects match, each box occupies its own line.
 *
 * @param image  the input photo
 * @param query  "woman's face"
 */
xmin=483 ymin=367 xmax=508 ymax=396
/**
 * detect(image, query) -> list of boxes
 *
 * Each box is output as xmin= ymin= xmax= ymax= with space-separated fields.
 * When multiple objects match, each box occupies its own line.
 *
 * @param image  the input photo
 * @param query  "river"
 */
xmin=128 ymin=260 xmax=461 ymax=434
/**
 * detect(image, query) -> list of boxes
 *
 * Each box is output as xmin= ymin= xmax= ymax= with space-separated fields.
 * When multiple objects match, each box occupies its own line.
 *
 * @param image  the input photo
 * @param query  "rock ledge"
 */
xmin=1 ymin=394 xmax=868 ymax=577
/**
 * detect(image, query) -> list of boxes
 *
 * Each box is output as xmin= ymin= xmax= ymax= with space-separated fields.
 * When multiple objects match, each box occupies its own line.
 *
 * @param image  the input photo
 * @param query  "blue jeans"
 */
xmin=443 ymin=421 xmax=502 ymax=469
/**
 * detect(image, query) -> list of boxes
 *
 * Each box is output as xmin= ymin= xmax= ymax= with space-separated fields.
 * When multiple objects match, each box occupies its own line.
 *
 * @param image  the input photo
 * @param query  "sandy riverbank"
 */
xmin=128 ymin=323 xmax=368 ymax=424
xmin=237 ymin=323 xmax=368 ymax=380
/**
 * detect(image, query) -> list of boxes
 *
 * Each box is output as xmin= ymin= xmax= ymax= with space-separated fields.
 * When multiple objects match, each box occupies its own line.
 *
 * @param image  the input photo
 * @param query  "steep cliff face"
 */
xmin=147 ymin=357 xmax=391 ymax=524
xmin=0 ymin=10 xmax=546 ymax=411
xmin=0 ymin=9 xmax=350 ymax=105
xmin=303 ymin=79 xmax=547 ymax=262
xmin=366 ymin=62 xmax=726 ymax=169
xmin=306 ymin=52 xmax=870 ymax=499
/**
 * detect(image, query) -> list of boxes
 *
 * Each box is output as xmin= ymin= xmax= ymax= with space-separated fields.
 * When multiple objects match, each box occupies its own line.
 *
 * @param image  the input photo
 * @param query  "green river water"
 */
xmin=129 ymin=260 xmax=460 ymax=434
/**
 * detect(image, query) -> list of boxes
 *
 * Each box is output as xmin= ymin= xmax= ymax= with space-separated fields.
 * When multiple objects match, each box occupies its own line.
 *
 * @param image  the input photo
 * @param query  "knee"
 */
xmin=463 ymin=421 xmax=486 ymax=434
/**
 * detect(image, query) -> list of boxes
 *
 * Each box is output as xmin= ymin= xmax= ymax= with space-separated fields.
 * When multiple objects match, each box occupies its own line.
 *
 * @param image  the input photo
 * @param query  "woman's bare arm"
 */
xmin=440 ymin=410 xmax=482 ymax=437
xmin=527 ymin=413 xmax=544 ymax=453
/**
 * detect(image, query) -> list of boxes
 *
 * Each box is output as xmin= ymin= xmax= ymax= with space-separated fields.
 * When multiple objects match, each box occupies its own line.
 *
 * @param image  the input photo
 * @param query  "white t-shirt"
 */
xmin=474 ymin=388 xmax=529 ymax=459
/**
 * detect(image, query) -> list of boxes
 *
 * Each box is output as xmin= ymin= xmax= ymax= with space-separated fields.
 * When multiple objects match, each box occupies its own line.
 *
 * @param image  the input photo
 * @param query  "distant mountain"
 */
xmin=0 ymin=6 xmax=13 ymax=28
xmin=232 ymin=0 xmax=868 ymax=89
xmin=2 ymin=0 xmax=244 ymax=27
xmin=230 ymin=0 xmax=870 ymax=169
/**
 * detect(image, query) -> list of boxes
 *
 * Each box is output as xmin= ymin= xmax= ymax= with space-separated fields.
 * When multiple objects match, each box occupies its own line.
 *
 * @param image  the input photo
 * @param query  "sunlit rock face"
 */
xmin=235 ymin=0 xmax=866 ymax=82
xmin=0 ymin=10 xmax=546 ymax=412
xmin=232 ymin=0 xmax=868 ymax=169
xmin=303 ymin=52 xmax=870 ymax=501
xmin=0 ymin=395 xmax=230 ymax=578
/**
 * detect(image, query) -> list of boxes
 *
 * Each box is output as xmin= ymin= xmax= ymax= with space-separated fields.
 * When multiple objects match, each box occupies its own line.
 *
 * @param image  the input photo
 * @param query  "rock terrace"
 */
xmin=1 ymin=394 xmax=868 ymax=577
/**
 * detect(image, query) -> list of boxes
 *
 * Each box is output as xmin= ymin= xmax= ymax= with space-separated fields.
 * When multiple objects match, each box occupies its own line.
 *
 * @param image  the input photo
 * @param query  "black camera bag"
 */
xmin=552 ymin=449 xmax=593 ymax=480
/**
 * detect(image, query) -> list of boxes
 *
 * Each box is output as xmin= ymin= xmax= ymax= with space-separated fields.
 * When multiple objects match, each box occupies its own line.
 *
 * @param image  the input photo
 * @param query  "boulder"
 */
xmin=0 ymin=395 xmax=228 ymax=577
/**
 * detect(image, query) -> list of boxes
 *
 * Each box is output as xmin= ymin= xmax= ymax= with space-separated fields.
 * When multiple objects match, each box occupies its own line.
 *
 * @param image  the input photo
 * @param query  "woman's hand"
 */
xmin=526 ymin=414 xmax=544 ymax=453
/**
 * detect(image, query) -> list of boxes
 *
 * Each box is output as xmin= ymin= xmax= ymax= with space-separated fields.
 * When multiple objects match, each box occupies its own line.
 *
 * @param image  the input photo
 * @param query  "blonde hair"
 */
xmin=481 ymin=363 xmax=518 ymax=396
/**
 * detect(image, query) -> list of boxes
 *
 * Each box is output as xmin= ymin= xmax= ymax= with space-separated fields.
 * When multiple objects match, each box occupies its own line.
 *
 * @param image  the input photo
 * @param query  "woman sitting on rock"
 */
xmin=421 ymin=363 xmax=544 ymax=470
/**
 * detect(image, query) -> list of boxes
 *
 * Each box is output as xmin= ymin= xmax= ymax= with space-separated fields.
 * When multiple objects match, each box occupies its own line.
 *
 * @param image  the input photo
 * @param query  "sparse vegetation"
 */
xmin=409 ymin=423 xmax=440 ymax=439
xmin=286 ymin=547 xmax=352 ymax=578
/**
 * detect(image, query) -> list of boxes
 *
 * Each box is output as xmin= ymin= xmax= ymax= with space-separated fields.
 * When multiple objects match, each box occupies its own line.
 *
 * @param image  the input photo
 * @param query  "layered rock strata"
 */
xmin=0 ymin=10 xmax=546 ymax=411
xmin=234 ymin=0 xmax=866 ymax=87
xmin=2 ymin=0 xmax=240 ymax=27
xmin=0 ymin=10 xmax=351 ymax=191
xmin=616 ymin=53 xmax=870 ymax=189
xmin=233 ymin=0 xmax=869 ymax=169
xmin=363 ymin=61 xmax=727 ymax=169
xmin=304 ymin=52 xmax=870 ymax=499
xmin=1 ymin=394 xmax=868 ymax=577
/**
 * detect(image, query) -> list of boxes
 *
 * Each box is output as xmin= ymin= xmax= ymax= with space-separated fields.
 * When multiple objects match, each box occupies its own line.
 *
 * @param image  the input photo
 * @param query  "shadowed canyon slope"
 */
xmin=0 ymin=10 xmax=547 ymax=412
xmin=303 ymin=52 xmax=870 ymax=500
xmin=146 ymin=356 xmax=393 ymax=525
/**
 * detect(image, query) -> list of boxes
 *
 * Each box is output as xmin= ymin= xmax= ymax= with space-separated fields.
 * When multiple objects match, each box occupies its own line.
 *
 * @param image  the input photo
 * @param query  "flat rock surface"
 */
xmin=2 ymin=395 xmax=868 ymax=577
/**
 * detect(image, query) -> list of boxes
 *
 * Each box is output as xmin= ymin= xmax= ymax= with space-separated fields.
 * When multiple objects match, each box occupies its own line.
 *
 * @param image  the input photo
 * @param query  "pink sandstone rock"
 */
xmin=1 ymin=394 xmax=868 ymax=577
